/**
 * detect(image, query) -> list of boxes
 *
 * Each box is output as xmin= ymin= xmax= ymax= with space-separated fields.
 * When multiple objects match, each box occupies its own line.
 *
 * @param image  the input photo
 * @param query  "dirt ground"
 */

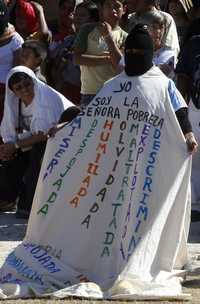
xmin=0 ymin=213 xmax=200 ymax=304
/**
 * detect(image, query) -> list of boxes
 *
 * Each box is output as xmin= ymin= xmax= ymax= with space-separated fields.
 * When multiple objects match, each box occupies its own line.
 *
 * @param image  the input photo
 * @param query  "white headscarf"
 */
xmin=0 ymin=65 xmax=74 ymax=142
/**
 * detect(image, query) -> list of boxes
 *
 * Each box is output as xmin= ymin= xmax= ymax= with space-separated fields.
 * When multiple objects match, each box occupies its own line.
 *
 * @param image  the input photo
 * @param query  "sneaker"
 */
xmin=16 ymin=209 xmax=30 ymax=219
xmin=0 ymin=201 xmax=16 ymax=212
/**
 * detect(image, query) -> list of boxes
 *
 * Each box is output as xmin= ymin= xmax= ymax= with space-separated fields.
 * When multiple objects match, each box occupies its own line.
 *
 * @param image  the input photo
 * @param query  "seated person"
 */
xmin=0 ymin=65 xmax=74 ymax=217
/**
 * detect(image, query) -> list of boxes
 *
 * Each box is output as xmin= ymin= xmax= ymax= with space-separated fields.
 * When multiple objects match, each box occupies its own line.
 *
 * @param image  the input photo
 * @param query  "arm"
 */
xmin=31 ymin=1 xmax=51 ymax=43
xmin=175 ymin=107 xmax=198 ymax=154
xmin=73 ymin=22 xmax=123 ymax=68
xmin=48 ymin=106 xmax=81 ymax=137
xmin=99 ymin=22 xmax=123 ymax=69
xmin=74 ymin=52 xmax=111 ymax=66
xmin=73 ymin=23 xmax=109 ymax=66
xmin=0 ymin=132 xmax=47 ymax=161
xmin=184 ymin=132 xmax=198 ymax=154
xmin=168 ymin=80 xmax=198 ymax=154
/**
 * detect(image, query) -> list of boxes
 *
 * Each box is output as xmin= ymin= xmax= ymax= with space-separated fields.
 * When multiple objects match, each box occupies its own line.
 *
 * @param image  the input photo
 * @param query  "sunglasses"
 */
xmin=12 ymin=80 xmax=33 ymax=92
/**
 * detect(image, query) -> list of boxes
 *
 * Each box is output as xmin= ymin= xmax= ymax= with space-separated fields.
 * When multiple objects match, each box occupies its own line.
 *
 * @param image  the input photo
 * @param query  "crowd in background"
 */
xmin=0 ymin=0 xmax=200 ymax=219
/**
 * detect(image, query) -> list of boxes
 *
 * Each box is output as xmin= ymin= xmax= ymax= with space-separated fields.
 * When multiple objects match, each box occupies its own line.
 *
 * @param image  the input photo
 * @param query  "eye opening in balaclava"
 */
xmin=124 ymin=24 xmax=154 ymax=76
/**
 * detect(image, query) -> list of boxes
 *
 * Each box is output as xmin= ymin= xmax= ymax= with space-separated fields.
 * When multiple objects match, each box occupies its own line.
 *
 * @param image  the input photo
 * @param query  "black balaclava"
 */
xmin=124 ymin=24 xmax=154 ymax=77
xmin=0 ymin=0 xmax=8 ymax=36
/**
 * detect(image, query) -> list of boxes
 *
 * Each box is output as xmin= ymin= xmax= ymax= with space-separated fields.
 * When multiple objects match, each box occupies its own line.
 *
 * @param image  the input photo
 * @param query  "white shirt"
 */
xmin=0 ymin=32 xmax=24 ymax=83
xmin=153 ymin=47 xmax=175 ymax=66
xmin=21 ymin=102 xmax=34 ymax=131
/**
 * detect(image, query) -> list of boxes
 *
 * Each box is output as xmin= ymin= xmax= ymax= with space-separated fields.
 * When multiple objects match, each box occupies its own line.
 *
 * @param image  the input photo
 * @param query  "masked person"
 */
xmin=0 ymin=24 xmax=197 ymax=300
xmin=124 ymin=24 xmax=197 ymax=150
xmin=128 ymin=0 xmax=180 ymax=60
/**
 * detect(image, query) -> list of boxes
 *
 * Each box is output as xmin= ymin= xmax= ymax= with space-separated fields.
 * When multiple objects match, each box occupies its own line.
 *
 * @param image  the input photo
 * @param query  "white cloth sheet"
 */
xmin=0 ymin=67 xmax=191 ymax=300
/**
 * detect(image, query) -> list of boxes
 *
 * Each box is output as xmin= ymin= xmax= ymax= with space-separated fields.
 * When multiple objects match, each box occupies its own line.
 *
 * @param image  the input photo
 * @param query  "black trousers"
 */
xmin=0 ymin=142 xmax=46 ymax=212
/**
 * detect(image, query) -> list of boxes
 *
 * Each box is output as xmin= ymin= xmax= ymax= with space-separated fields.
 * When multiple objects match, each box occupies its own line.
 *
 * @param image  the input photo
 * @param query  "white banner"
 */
xmin=0 ymin=68 xmax=192 ymax=300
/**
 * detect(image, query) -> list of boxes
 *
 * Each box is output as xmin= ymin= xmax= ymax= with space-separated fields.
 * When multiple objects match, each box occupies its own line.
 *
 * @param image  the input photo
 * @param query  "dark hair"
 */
xmin=58 ymin=0 xmax=76 ymax=8
xmin=22 ymin=40 xmax=48 ymax=62
xmin=142 ymin=10 xmax=166 ymax=28
xmin=76 ymin=1 xmax=99 ymax=22
xmin=144 ymin=0 xmax=160 ymax=5
xmin=100 ymin=0 xmax=125 ymax=6
xmin=8 ymin=72 xmax=33 ymax=90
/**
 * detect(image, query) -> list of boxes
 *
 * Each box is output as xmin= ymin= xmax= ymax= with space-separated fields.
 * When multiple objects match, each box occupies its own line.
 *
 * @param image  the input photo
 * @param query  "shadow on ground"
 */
xmin=0 ymin=212 xmax=27 ymax=241
xmin=183 ymin=277 xmax=200 ymax=288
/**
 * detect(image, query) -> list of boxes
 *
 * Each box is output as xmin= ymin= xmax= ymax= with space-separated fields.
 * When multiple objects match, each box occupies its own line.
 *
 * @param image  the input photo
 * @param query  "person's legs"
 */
xmin=17 ymin=142 xmax=46 ymax=218
xmin=0 ymin=152 xmax=29 ymax=211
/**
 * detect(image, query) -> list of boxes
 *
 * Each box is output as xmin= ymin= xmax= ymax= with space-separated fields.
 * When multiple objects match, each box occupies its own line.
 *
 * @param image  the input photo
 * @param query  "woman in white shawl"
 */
xmin=0 ymin=65 xmax=75 ymax=217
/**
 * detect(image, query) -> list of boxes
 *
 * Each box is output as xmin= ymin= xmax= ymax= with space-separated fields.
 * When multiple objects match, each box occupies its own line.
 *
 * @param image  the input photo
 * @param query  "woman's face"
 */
xmin=101 ymin=0 xmax=124 ymax=24
xmin=148 ymin=23 xmax=165 ymax=50
xmin=11 ymin=77 xmax=34 ymax=103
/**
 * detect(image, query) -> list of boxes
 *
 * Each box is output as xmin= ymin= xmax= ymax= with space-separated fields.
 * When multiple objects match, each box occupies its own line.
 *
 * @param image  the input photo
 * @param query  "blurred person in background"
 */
xmin=0 ymin=66 xmax=74 ymax=217
xmin=167 ymin=0 xmax=190 ymax=46
xmin=146 ymin=11 xmax=176 ymax=78
xmin=74 ymin=0 xmax=127 ymax=108
xmin=128 ymin=0 xmax=180 ymax=59
xmin=47 ymin=0 xmax=99 ymax=106
xmin=19 ymin=39 xmax=47 ymax=82
xmin=0 ymin=0 xmax=23 ymax=123
xmin=9 ymin=0 xmax=51 ymax=43
xmin=50 ymin=0 xmax=75 ymax=50
xmin=175 ymin=0 xmax=200 ymax=219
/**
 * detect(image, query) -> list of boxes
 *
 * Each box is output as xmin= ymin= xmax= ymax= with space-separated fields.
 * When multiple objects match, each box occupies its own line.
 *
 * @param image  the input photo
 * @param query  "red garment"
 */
xmin=16 ymin=0 xmax=38 ymax=34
